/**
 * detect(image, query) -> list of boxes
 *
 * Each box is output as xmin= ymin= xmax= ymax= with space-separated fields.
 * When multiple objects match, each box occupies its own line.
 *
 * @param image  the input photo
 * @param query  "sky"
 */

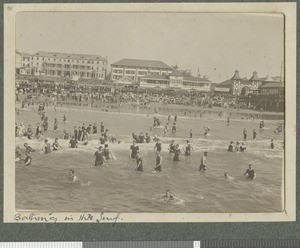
xmin=16 ymin=12 xmax=284 ymax=83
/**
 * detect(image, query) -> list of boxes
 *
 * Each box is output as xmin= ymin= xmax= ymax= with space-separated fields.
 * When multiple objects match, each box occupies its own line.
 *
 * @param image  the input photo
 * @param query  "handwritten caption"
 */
xmin=14 ymin=212 xmax=123 ymax=224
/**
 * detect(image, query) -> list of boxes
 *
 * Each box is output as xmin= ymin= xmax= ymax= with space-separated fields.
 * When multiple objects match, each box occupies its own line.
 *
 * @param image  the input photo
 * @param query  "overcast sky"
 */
xmin=16 ymin=12 xmax=284 ymax=82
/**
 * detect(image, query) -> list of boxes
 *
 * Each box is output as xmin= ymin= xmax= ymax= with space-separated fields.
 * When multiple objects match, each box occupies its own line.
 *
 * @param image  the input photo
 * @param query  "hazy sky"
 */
xmin=16 ymin=12 xmax=284 ymax=82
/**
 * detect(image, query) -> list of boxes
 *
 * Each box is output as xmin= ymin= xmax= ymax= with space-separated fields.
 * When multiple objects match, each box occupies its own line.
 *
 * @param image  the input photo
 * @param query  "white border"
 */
xmin=4 ymin=3 xmax=296 ymax=223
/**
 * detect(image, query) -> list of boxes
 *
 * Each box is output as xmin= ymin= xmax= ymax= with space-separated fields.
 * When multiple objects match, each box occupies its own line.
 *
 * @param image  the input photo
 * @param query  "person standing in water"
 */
xmin=42 ymin=139 xmax=52 ymax=154
xmin=199 ymin=151 xmax=208 ymax=172
xmin=244 ymin=164 xmax=256 ymax=179
xmin=253 ymin=129 xmax=257 ymax=140
xmin=153 ymin=152 xmax=162 ymax=172
xmin=270 ymin=139 xmax=275 ymax=149
xmin=54 ymin=118 xmax=58 ymax=131
xmin=243 ymin=128 xmax=247 ymax=141
xmin=68 ymin=170 xmax=78 ymax=182
xmin=154 ymin=139 xmax=162 ymax=153
xmin=173 ymin=144 xmax=181 ymax=162
xmin=227 ymin=116 xmax=230 ymax=126
xmin=172 ymin=122 xmax=177 ymax=134
xmin=189 ymin=129 xmax=193 ymax=139
xmin=184 ymin=140 xmax=193 ymax=156
xmin=130 ymin=140 xmax=140 ymax=159
xmin=94 ymin=146 xmax=106 ymax=166
xmin=168 ymin=140 xmax=176 ymax=154
xmin=103 ymin=144 xmax=114 ymax=161
xmin=63 ymin=114 xmax=67 ymax=123
xmin=135 ymin=153 xmax=143 ymax=172
xmin=52 ymin=138 xmax=62 ymax=151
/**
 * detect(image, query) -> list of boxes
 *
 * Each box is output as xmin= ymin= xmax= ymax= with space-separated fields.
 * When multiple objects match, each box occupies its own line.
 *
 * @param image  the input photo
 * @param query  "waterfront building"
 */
xmin=16 ymin=51 xmax=108 ymax=80
xmin=111 ymin=58 xmax=173 ymax=83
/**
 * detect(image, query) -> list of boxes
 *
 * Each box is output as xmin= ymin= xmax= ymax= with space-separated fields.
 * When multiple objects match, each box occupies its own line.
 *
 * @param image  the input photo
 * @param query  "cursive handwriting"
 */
xmin=14 ymin=212 xmax=122 ymax=224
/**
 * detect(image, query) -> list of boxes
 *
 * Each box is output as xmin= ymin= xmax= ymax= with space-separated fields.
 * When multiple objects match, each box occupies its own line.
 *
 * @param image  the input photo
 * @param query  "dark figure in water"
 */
xmin=135 ymin=153 xmax=143 ymax=172
xmin=173 ymin=144 xmax=181 ymax=162
xmin=244 ymin=164 xmax=256 ymax=179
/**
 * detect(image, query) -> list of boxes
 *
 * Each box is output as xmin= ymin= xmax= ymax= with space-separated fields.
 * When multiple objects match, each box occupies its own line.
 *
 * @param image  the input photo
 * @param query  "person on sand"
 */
xmin=244 ymin=164 xmax=256 ymax=180
xmin=135 ymin=153 xmax=143 ymax=172
xmin=199 ymin=151 xmax=208 ymax=172
xmin=153 ymin=152 xmax=162 ymax=173
xmin=162 ymin=190 xmax=174 ymax=201
xmin=130 ymin=140 xmax=139 ymax=159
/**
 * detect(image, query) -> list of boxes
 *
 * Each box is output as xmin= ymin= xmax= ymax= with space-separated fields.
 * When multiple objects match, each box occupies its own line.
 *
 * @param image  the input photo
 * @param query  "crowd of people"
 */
xmin=16 ymin=81 xmax=260 ymax=111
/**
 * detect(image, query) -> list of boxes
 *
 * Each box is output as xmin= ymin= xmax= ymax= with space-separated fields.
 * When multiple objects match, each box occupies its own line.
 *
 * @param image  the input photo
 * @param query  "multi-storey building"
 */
xmin=17 ymin=51 xmax=108 ymax=80
xmin=111 ymin=58 xmax=173 ymax=82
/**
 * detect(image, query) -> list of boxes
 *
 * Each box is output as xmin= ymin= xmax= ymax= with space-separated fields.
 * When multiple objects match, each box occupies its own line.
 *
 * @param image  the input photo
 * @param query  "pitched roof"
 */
xmin=183 ymin=75 xmax=211 ymax=82
xmin=218 ymin=79 xmax=233 ymax=87
xmin=170 ymin=70 xmax=184 ymax=77
xmin=231 ymin=70 xmax=241 ymax=80
xmin=249 ymin=71 xmax=259 ymax=81
xmin=34 ymin=51 xmax=106 ymax=61
xmin=140 ymin=75 xmax=169 ymax=80
xmin=112 ymin=58 xmax=172 ymax=70
xmin=260 ymin=82 xmax=284 ymax=88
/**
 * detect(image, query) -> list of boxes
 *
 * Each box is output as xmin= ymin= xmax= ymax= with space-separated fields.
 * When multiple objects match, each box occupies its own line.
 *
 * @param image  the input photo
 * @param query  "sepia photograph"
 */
xmin=4 ymin=3 xmax=296 ymax=222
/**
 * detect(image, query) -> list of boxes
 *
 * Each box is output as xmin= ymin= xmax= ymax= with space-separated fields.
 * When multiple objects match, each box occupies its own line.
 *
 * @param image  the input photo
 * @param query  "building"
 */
xmin=139 ymin=70 xmax=212 ymax=92
xmin=17 ymin=51 xmax=108 ymax=81
xmin=218 ymin=70 xmax=272 ymax=96
xmin=111 ymin=58 xmax=173 ymax=83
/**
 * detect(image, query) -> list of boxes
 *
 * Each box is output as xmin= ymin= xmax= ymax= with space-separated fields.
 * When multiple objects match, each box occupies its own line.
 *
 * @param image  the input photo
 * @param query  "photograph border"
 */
xmin=3 ymin=2 xmax=296 ymax=224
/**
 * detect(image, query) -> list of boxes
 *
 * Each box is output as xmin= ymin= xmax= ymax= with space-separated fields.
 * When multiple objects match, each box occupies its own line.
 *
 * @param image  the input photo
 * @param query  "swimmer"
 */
xmin=163 ymin=125 xmax=168 ymax=136
xmin=130 ymin=140 xmax=139 ymax=159
xmin=68 ymin=136 xmax=78 ymax=148
xmin=224 ymin=172 xmax=230 ymax=179
xmin=228 ymin=141 xmax=234 ymax=152
xmin=103 ymin=144 xmax=114 ymax=160
xmin=189 ymin=129 xmax=193 ymax=139
xmin=68 ymin=169 xmax=78 ymax=182
xmin=94 ymin=146 xmax=106 ymax=166
xmin=63 ymin=130 xmax=70 ymax=140
xmin=99 ymin=133 xmax=106 ymax=145
xmin=172 ymin=122 xmax=176 ymax=134
xmin=15 ymin=146 xmax=22 ymax=162
xmin=184 ymin=140 xmax=193 ymax=156
xmin=154 ymin=139 xmax=162 ymax=153
xmin=54 ymin=118 xmax=58 ymax=131
xmin=253 ymin=129 xmax=257 ymax=140
xmin=239 ymin=142 xmax=246 ymax=152
xmin=203 ymin=126 xmax=210 ymax=137
xmin=243 ymin=128 xmax=247 ymax=141
xmin=162 ymin=190 xmax=174 ymax=201
xmin=135 ymin=153 xmax=143 ymax=172
xmin=52 ymin=138 xmax=62 ymax=151
xmin=199 ymin=151 xmax=208 ymax=171
xmin=168 ymin=140 xmax=176 ymax=154
xmin=153 ymin=152 xmax=162 ymax=173
xmin=42 ymin=139 xmax=52 ymax=154
xmin=235 ymin=141 xmax=240 ymax=152
xmin=244 ymin=164 xmax=256 ymax=180
xmin=173 ymin=144 xmax=181 ymax=162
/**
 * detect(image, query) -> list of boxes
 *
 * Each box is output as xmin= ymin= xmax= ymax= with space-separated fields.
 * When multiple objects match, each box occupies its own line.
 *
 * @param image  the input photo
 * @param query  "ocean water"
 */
xmin=15 ymin=105 xmax=284 ymax=213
